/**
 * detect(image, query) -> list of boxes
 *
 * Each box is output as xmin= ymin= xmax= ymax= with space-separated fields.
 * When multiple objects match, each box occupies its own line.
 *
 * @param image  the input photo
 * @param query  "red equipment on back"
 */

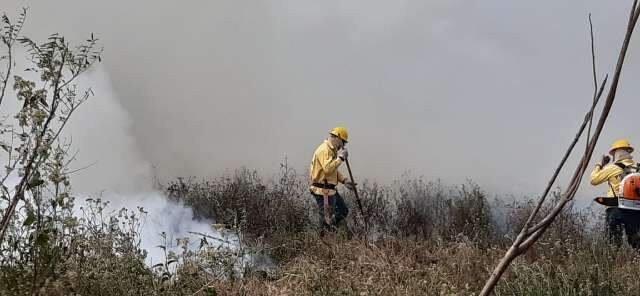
xmin=621 ymin=173 xmax=640 ymax=200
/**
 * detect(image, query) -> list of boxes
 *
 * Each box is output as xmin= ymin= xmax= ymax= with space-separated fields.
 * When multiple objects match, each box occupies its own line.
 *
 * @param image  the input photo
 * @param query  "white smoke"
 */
xmin=65 ymin=65 xmax=226 ymax=265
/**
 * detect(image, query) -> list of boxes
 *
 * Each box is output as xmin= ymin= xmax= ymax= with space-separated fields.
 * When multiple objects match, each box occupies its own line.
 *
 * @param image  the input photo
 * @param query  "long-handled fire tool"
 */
xmin=345 ymin=158 xmax=369 ymax=237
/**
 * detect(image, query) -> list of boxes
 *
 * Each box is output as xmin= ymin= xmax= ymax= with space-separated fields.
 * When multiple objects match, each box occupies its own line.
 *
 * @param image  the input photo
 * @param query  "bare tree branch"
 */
xmin=586 ymin=13 xmax=598 ymax=153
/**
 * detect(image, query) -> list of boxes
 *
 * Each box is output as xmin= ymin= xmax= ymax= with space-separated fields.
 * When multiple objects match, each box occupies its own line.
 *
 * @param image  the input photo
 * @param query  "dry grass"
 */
xmin=208 ymin=235 xmax=640 ymax=296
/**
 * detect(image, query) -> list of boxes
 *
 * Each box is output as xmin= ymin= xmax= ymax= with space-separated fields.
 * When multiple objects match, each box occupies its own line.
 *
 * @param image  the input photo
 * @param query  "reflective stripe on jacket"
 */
xmin=309 ymin=140 xmax=347 ymax=196
xmin=591 ymin=159 xmax=635 ymax=197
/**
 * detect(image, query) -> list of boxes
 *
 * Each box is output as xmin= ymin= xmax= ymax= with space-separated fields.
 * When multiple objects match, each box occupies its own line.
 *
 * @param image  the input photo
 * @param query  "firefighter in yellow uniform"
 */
xmin=309 ymin=127 xmax=356 ymax=233
xmin=591 ymin=139 xmax=640 ymax=248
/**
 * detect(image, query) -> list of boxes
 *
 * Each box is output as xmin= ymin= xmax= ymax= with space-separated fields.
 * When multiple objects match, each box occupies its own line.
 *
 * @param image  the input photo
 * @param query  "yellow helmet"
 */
xmin=609 ymin=139 xmax=634 ymax=155
xmin=329 ymin=127 xmax=349 ymax=143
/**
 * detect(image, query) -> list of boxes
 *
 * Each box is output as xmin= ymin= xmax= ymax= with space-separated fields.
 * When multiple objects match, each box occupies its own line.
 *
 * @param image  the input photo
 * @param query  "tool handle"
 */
xmin=323 ymin=179 xmax=332 ymax=224
xmin=345 ymin=158 xmax=368 ymax=233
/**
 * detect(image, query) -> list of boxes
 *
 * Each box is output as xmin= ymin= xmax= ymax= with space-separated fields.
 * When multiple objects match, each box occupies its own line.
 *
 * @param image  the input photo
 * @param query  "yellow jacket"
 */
xmin=309 ymin=140 xmax=347 ymax=196
xmin=590 ymin=159 xmax=635 ymax=197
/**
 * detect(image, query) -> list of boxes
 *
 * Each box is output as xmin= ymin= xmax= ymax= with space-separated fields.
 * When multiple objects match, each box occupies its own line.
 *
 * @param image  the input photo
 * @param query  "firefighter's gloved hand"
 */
xmin=600 ymin=155 xmax=611 ymax=166
xmin=344 ymin=180 xmax=357 ymax=191
xmin=338 ymin=148 xmax=348 ymax=161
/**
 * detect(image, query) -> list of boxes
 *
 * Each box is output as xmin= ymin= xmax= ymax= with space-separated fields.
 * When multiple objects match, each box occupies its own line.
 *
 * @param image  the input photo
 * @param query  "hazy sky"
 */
xmin=3 ymin=0 xmax=640 ymax=200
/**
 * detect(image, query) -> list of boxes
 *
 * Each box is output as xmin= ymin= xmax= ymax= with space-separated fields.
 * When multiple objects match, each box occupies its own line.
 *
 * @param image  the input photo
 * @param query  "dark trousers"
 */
xmin=606 ymin=207 xmax=640 ymax=248
xmin=312 ymin=192 xmax=349 ymax=230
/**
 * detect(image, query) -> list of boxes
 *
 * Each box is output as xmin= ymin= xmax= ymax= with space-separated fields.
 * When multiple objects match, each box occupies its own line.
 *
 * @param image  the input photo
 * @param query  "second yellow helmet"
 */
xmin=609 ymin=139 xmax=634 ymax=155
